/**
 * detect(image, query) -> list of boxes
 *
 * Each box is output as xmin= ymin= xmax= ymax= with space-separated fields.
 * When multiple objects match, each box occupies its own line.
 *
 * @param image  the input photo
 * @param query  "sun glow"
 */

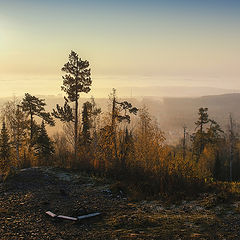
xmin=0 ymin=1 xmax=240 ymax=97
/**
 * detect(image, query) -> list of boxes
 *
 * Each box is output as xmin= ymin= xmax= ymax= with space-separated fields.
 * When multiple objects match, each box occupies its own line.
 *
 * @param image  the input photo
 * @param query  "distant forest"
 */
xmin=1 ymin=51 xmax=240 ymax=198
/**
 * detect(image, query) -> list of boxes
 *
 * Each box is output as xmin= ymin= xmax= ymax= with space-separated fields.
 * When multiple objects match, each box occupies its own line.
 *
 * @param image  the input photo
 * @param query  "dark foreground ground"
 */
xmin=1 ymin=168 xmax=240 ymax=240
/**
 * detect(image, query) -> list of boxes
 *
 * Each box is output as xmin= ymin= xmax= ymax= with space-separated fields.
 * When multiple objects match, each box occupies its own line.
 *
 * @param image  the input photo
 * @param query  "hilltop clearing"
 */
xmin=1 ymin=168 xmax=240 ymax=239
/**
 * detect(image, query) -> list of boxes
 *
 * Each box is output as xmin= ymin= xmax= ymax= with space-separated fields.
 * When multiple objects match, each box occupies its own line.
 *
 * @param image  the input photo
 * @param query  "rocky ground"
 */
xmin=1 ymin=167 xmax=240 ymax=240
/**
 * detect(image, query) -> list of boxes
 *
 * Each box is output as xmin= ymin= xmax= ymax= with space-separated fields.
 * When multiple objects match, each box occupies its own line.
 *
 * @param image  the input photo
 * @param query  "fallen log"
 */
xmin=77 ymin=212 xmax=101 ymax=220
xmin=57 ymin=215 xmax=78 ymax=221
xmin=46 ymin=211 xmax=101 ymax=221
xmin=46 ymin=211 xmax=57 ymax=218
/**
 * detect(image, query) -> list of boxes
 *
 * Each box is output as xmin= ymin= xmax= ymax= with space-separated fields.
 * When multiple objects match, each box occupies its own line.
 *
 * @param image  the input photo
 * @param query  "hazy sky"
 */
xmin=0 ymin=0 xmax=240 ymax=97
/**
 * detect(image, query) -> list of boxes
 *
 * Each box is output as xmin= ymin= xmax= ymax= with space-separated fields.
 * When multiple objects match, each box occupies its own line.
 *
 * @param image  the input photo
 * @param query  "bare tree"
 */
xmin=2 ymin=98 xmax=28 ymax=165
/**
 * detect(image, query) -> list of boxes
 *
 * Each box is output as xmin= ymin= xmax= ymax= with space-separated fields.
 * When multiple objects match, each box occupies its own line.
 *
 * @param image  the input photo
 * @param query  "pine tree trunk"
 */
xmin=30 ymin=112 xmax=33 ymax=142
xmin=111 ymin=96 xmax=118 ymax=166
xmin=74 ymin=62 xmax=79 ymax=164
xmin=229 ymin=114 xmax=233 ymax=181
xmin=74 ymin=97 xmax=78 ymax=163
xmin=13 ymin=130 xmax=20 ymax=165
xmin=16 ymin=143 xmax=20 ymax=164
xmin=15 ymin=138 xmax=20 ymax=166
xmin=183 ymin=126 xmax=186 ymax=161
xmin=111 ymin=96 xmax=116 ymax=129
xmin=200 ymin=121 xmax=203 ymax=155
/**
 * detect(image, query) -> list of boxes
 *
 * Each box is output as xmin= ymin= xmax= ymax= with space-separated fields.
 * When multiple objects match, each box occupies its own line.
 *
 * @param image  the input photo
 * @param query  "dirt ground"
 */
xmin=1 ymin=167 xmax=240 ymax=240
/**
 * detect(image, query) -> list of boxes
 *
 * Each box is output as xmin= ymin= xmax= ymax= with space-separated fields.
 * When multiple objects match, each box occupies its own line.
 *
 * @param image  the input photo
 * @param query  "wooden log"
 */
xmin=46 ymin=211 xmax=57 ymax=218
xmin=46 ymin=210 xmax=101 ymax=221
xmin=57 ymin=215 xmax=78 ymax=221
xmin=77 ymin=212 xmax=101 ymax=220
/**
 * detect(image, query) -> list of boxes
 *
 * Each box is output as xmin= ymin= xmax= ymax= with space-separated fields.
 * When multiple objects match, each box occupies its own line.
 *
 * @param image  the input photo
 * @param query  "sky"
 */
xmin=0 ymin=0 xmax=240 ymax=97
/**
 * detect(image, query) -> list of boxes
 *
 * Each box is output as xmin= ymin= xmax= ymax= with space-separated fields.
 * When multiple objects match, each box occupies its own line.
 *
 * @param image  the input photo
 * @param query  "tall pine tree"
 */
xmin=192 ymin=107 xmax=223 ymax=161
xmin=191 ymin=108 xmax=209 ymax=160
xmin=0 ymin=121 xmax=11 ymax=174
xmin=21 ymin=93 xmax=54 ymax=145
xmin=52 ymin=51 xmax=92 ymax=161
xmin=34 ymin=121 xmax=54 ymax=165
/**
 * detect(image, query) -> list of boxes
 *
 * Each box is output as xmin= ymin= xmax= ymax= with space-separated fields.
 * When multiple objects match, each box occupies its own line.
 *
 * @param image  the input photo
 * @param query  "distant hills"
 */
xmin=91 ymin=86 xmax=240 ymax=98
xmin=1 ymin=92 xmax=240 ymax=144
xmin=143 ymin=93 xmax=240 ymax=144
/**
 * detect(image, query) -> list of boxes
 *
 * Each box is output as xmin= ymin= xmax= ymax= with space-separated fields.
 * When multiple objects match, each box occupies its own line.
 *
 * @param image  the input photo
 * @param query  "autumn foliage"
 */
xmin=1 ymin=52 xmax=239 ymax=199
